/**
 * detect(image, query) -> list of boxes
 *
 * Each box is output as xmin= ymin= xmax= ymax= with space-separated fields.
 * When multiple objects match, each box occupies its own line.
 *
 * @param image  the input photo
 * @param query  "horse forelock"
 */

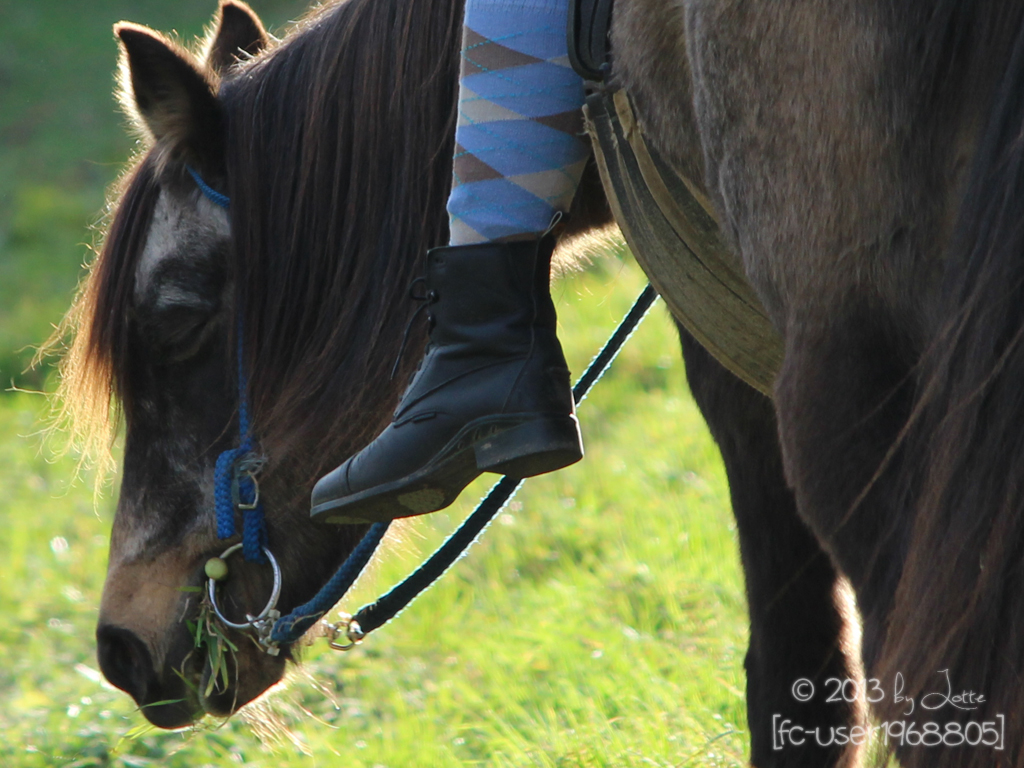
xmin=49 ymin=157 xmax=162 ymax=477
xmin=218 ymin=0 xmax=463 ymax=487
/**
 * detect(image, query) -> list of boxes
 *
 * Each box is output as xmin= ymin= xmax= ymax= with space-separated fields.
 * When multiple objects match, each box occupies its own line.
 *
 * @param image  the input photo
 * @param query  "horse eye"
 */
xmin=145 ymin=300 xmax=221 ymax=362
xmin=135 ymin=260 xmax=226 ymax=362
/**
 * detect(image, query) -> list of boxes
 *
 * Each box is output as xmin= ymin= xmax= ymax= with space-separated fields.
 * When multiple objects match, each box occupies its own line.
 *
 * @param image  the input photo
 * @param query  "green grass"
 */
xmin=0 ymin=2 xmax=751 ymax=765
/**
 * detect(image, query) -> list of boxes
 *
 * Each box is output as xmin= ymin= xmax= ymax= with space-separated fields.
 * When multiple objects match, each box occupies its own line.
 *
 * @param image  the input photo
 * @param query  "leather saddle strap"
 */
xmin=584 ymin=86 xmax=783 ymax=395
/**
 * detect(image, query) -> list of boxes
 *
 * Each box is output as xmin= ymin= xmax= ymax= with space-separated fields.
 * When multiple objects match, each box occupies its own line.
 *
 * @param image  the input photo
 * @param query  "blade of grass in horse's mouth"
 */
xmin=182 ymin=596 xmax=241 ymax=715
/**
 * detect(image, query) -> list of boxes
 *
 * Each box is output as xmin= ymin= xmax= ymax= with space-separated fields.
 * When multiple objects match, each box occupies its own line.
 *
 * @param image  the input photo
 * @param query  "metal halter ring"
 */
xmin=206 ymin=543 xmax=282 ymax=631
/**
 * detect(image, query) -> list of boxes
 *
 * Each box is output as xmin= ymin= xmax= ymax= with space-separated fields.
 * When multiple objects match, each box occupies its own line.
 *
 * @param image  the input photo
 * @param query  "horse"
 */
xmin=56 ymin=0 xmax=1024 ymax=765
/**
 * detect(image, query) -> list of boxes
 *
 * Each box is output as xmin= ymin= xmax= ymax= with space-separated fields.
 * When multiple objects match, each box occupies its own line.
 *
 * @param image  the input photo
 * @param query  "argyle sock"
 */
xmin=447 ymin=0 xmax=590 ymax=245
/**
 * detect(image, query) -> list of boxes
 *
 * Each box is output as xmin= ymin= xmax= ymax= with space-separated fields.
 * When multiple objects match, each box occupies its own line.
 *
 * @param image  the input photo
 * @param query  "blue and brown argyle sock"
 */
xmin=447 ymin=0 xmax=590 ymax=245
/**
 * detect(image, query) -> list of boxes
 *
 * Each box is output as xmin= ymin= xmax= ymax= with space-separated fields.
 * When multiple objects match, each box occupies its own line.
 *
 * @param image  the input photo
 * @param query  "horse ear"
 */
xmin=204 ymin=1 xmax=269 ymax=75
xmin=115 ymin=23 xmax=223 ymax=169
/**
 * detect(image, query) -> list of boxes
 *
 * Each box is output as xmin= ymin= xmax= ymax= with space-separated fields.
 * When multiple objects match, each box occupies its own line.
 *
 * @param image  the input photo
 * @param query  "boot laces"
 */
xmin=390 ymin=276 xmax=439 ymax=380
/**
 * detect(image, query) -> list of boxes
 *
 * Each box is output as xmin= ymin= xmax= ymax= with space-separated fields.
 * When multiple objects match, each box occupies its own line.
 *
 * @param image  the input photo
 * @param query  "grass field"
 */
xmin=0 ymin=2 xmax=751 ymax=766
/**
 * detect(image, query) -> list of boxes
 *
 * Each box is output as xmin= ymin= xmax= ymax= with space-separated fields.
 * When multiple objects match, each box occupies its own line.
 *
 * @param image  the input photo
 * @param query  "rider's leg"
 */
xmin=447 ymin=0 xmax=590 ymax=245
xmin=312 ymin=0 xmax=591 ymax=523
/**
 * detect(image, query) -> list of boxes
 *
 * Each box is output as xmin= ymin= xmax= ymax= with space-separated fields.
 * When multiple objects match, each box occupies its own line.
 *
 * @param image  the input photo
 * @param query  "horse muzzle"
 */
xmin=96 ymin=623 xmax=202 ymax=728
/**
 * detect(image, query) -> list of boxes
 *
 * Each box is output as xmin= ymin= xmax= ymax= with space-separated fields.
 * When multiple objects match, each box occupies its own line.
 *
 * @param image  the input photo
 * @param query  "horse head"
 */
xmin=59 ymin=0 xmax=462 ymax=727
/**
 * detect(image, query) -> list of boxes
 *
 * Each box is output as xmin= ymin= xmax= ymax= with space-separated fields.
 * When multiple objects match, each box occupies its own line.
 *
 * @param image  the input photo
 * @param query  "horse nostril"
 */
xmin=96 ymin=624 xmax=153 ymax=704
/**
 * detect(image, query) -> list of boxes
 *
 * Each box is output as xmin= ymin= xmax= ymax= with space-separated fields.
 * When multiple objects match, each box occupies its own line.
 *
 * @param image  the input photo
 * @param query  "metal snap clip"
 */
xmin=324 ymin=613 xmax=366 ymax=651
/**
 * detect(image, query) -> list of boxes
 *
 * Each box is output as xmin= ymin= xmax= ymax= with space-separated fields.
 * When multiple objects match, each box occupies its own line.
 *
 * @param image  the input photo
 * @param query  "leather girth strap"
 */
xmin=568 ymin=0 xmax=781 ymax=393
xmin=584 ymin=86 xmax=783 ymax=396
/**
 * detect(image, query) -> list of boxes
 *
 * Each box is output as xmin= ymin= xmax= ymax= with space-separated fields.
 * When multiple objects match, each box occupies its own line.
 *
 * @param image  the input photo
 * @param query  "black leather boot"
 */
xmin=311 ymin=237 xmax=583 ymax=524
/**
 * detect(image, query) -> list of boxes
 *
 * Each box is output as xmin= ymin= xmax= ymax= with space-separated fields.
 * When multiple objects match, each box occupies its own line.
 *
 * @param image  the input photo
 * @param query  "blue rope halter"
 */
xmin=186 ymin=166 xmax=231 ymax=210
xmin=186 ymin=167 xmax=268 ymax=565
xmin=212 ymin=323 xmax=270 ymax=564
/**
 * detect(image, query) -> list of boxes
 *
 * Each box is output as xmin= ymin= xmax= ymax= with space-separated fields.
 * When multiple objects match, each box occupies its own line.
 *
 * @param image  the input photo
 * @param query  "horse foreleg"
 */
xmin=679 ymin=323 xmax=861 ymax=768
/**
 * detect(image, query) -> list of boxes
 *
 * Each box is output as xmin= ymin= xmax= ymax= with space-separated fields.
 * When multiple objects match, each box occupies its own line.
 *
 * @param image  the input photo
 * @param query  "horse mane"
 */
xmin=49 ymin=0 xmax=464 ymax=483
xmin=222 ymin=0 xmax=462 ymax=481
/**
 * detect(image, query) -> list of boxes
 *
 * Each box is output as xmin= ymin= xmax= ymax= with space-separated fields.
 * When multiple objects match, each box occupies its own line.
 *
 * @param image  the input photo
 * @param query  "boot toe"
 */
xmin=311 ymin=459 xmax=354 ymax=513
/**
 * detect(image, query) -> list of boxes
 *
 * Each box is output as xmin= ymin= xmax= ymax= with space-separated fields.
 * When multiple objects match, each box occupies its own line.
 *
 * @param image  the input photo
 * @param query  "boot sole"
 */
xmin=311 ymin=414 xmax=583 ymax=524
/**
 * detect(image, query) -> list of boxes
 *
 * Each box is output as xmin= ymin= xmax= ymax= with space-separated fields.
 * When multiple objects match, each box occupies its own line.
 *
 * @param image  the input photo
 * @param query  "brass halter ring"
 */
xmin=206 ymin=543 xmax=283 ymax=653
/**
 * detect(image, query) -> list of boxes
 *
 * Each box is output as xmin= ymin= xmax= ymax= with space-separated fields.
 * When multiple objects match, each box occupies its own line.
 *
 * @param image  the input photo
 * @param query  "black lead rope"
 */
xmin=354 ymin=474 xmax=524 ymax=637
xmin=570 ymin=282 xmax=659 ymax=405
xmin=343 ymin=282 xmax=659 ymax=643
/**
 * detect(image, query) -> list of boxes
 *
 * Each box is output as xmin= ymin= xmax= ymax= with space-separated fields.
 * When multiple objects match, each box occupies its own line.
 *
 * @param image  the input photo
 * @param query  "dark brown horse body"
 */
xmin=60 ymin=0 xmax=1024 ymax=765
xmin=615 ymin=4 xmax=1024 ymax=766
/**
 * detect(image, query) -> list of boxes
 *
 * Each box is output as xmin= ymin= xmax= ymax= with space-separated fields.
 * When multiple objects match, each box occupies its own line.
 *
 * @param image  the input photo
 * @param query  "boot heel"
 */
xmin=474 ymin=416 xmax=583 ymax=478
